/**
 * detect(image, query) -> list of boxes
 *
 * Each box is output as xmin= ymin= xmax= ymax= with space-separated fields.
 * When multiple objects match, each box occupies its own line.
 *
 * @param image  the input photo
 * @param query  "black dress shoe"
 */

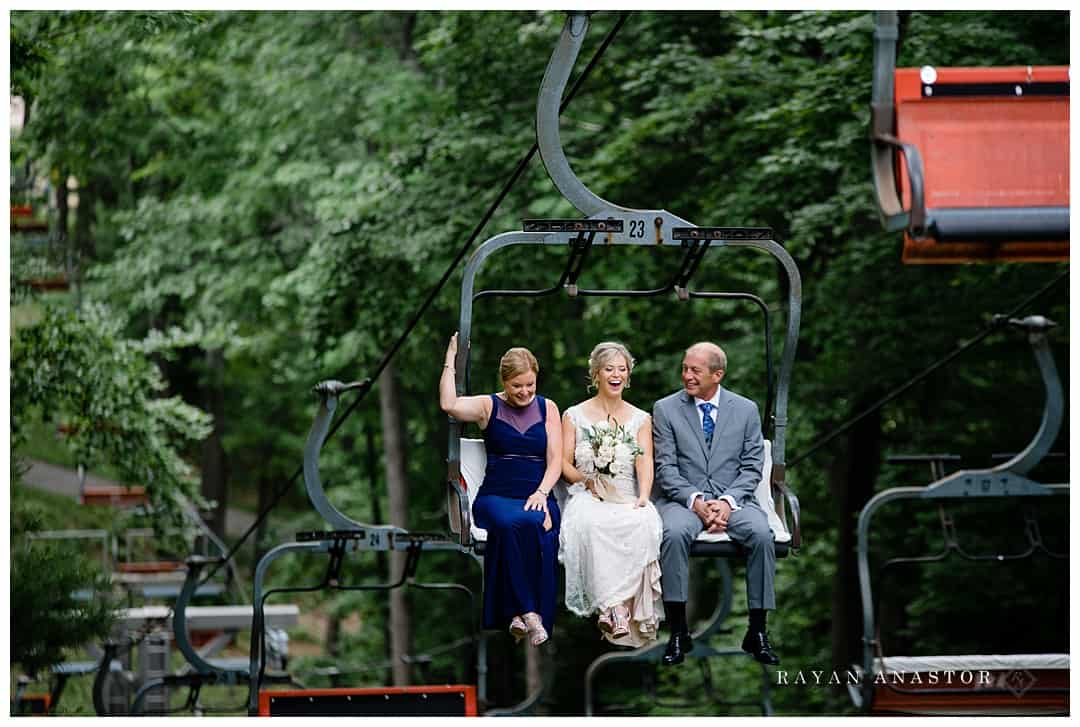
xmin=661 ymin=631 xmax=693 ymax=666
xmin=741 ymin=630 xmax=780 ymax=665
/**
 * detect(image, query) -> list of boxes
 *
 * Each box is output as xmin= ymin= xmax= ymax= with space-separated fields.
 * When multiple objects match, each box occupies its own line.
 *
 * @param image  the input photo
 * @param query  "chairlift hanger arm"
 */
xmin=919 ymin=316 xmax=1063 ymax=497
xmin=303 ymin=381 xmax=406 ymax=534
xmin=538 ymin=12 xmax=635 ymax=218
xmin=173 ymin=556 xmax=243 ymax=682
xmin=870 ymin=11 xmax=919 ymax=233
xmin=989 ymin=316 xmax=1062 ymax=477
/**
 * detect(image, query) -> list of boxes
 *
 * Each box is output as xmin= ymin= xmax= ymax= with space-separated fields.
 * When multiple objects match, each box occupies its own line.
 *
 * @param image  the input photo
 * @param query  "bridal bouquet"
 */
xmin=577 ymin=420 xmax=644 ymax=504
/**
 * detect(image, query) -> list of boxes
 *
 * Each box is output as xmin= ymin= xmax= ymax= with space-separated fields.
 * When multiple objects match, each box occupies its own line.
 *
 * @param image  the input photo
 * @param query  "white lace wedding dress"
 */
xmin=558 ymin=404 xmax=664 ymax=647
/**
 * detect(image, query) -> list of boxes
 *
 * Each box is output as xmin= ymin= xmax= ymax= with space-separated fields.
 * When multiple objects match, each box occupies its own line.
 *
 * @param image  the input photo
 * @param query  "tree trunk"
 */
xmin=379 ymin=360 xmax=412 ymax=686
xmin=357 ymin=426 xmax=389 ymax=578
xmin=398 ymin=13 xmax=419 ymax=69
xmin=71 ymin=177 xmax=97 ymax=311
xmin=56 ymin=168 xmax=73 ymax=306
xmin=200 ymin=348 xmax=229 ymax=539
xmin=326 ymin=610 xmax=342 ymax=659
xmin=73 ymin=178 xmax=96 ymax=260
xmin=828 ymin=400 xmax=883 ymax=673
xmin=362 ymin=425 xmax=393 ymax=684
xmin=254 ymin=466 xmax=274 ymax=565
xmin=56 ymin=167 xmax=69 ymax=260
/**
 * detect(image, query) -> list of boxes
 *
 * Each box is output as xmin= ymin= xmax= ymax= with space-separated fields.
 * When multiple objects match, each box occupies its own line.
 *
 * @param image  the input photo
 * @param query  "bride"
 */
xmin=559 ymin=341 xmax=664 ymax=646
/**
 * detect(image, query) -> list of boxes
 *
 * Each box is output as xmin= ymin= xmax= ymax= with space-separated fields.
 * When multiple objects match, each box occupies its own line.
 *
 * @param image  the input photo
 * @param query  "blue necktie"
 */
xmin=699 ymin=402 xmax=715 ymax=447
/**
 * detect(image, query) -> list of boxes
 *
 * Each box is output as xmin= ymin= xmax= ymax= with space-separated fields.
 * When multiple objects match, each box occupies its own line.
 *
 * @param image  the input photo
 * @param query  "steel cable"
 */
xmin=789 ymin=268 xmax=1067 ymax=468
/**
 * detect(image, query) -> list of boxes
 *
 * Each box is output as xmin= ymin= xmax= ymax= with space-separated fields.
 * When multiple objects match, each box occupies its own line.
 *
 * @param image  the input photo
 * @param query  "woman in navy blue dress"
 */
xmin=440 ymin=333 xmax=563 ymax=646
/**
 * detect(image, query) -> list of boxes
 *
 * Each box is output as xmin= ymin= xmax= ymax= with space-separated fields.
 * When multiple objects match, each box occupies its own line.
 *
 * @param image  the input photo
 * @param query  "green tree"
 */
xmin=10 ymin=498 xmax=116 ymax=677
xmin=11 ymin=304 xmax=212 ymax=531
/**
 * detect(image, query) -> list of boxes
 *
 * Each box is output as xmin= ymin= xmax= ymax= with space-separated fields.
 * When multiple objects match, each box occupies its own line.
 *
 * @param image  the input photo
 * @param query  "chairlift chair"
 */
xmin=245 ymin=380 xmax=477 ymax=715
xmin=47 ymin=430 xmax=148 ymax=506
xmin=850 ymin=315 xmax=1069 ymax=715
xmin=445 ymin=11 xmax=802 ymax=717
xmin=88 ymin=501 xmax=252 ymax=714
xmin=44 ymin=436 xmax=149 ymax=506
xmin=11 ymin=202 xmax=71 ymax=291
xmin=112 ymin=497 xmax=239 ymax=605
xmin=870 ymin=11 xmax=1069 ymax=263
xmin=125 ymin=555 xmax=300 ymax=715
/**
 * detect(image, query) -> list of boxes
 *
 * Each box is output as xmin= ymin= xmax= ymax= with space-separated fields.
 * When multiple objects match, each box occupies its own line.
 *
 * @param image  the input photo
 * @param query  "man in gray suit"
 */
xmin=652 ymin=342 xmax=779 ymax=666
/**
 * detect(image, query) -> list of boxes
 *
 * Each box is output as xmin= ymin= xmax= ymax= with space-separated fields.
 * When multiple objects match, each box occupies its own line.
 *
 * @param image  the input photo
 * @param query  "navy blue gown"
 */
xmin=473 ymin=394 xmax=561 ymax=636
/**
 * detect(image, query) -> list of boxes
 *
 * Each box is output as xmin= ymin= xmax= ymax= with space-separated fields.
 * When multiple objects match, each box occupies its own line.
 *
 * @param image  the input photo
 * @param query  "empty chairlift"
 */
xmin=870 ymin=11 xmax=1069 ymax=263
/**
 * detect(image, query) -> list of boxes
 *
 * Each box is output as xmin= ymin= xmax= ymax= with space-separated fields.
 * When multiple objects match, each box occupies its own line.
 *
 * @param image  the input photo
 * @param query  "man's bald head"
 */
xmin=686 ymin=342 xmax=726 ymax=373
xmin=681 ymin=342 xmax=727 ymax=400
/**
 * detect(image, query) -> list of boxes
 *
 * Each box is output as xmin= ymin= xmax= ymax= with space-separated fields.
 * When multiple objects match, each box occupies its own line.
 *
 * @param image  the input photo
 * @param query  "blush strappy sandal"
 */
xmin=611 ymin=604 xmax=631 ymax=639
xmin=597 ymin=609 xmax=614 ymax=635
xmin=510 ymin=615 xmax=528 ymax=643
xmin=522 ymin=612 xmax=548 ymax=647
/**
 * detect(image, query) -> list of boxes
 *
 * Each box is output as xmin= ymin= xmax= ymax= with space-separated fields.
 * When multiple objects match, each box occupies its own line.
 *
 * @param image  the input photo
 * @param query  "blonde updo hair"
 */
xmin=587 ymin=341 xmax=635 ymax=391
xmin=500 ymin=347 xmax=539 ymax=384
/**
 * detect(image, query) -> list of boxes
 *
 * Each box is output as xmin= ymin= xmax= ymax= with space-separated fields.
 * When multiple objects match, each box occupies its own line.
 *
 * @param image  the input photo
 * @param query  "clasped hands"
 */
xmin=693 ymin=497 xmax=733 ymax=533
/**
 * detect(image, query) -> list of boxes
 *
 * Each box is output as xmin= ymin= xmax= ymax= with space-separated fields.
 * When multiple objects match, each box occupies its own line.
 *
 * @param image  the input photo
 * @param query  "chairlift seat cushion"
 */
xmin=459 ymin=438 xmax=791 ymax=548
xmin=51 ymin=660 xmax=124 ymax=675
xmin=207 ymin=657 xmax=250 ymax=672
xmin=118 ymin=604 xmax=300 ymax=631
xmin=876 ymin=653 xmax=1069 ymax=673
xmin=893 ymin=66 xmax=1069 ymax=262
xmin=139 ymin=582 xmax=226 ymax=600
xmin=80 ymin=484 xmax=148 ymax=506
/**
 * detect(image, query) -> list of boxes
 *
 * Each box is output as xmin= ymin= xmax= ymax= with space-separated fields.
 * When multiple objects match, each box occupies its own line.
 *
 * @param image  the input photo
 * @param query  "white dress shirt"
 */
xmin=688 ymin=390 xmax=740 ymax=514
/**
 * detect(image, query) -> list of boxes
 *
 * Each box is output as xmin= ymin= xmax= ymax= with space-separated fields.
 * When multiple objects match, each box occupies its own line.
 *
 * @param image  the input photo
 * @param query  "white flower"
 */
xmin=583 ymin=419 xmax=642 ymax=477
xmin=575 ymin=441 xmax=595 ymax=472
xmin=596 ymin=444 xmax=615 ymax=471
xmin=610 ymin=456 xmax=633 ymax=479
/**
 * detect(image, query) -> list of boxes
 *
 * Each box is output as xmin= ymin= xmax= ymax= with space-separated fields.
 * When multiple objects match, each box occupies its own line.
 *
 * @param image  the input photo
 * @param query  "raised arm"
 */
xmin=439 ymin=332 xmax=491 ymax=426
xmin=634 ymin=414 xmax=655 ymax=506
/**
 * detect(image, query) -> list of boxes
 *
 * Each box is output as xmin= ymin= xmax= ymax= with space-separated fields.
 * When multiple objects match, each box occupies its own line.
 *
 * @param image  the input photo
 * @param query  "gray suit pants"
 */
xmin=655 ymin=497 xmax=776 ymax=609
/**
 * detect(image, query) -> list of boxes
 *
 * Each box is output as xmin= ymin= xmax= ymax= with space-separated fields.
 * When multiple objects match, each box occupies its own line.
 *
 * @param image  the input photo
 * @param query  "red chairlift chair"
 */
xmin=871 ymin=13 xmax=1069 ymax=263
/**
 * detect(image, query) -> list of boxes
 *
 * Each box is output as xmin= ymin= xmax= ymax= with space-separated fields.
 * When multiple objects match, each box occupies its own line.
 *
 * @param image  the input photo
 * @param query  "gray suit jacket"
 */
xmin=653 ymin=387 xmax=764 ymax=508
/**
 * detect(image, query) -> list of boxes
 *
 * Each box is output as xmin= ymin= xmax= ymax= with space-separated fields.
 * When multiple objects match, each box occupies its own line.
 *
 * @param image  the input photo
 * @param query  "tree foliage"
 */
xmin=11 ymin=304 xmax=212 ymax=530
xmin=10 ymin=496 xmax=116 ymax=677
